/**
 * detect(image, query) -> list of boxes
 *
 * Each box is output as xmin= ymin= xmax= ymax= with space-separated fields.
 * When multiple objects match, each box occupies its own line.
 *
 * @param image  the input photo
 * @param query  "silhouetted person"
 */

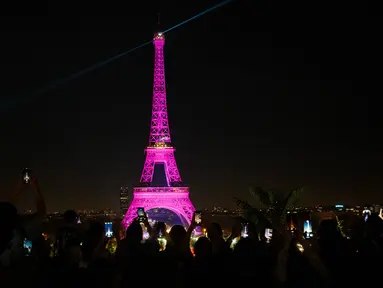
xmin=55 ymin=210 xmax=82 ymax=261
xmin=162 ymin=225 xmax=193 ymax=287
xmin=193 ymin=236 xmax=212 ymax=275
xmin=316 ymin=219 xmax=350 ymax=286
xmin=0 ymin=202 xmax=27 ymax=284
xmin=79 ymin=222 xmax=117 ymax=287
xmin=209 ymin=222 xmax=231 ymax=253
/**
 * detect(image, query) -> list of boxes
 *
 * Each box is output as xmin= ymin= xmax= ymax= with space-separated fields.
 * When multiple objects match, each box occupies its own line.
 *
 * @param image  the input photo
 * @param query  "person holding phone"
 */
xmin=0 ymin=202 xmax=24 ymax=267
xmin=55 ymin=210 xmax=82 ymax=257
xmin=135 ymin=208 xmax=153 ymax=239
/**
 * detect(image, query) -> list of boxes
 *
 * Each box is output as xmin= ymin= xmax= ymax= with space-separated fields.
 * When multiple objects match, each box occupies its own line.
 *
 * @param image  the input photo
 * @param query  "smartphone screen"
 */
xmin=303 ymin=220 xmax=312 ymax=233
xmin=303 ymin=220 xmax=313 ymax=238
xmin=23 ymin=239 xmax=32 ymax=256
xmin=265 ymin=228 xmax=273 ymax=243
xmin=363 ymin=210 xmax=371 ymax=222
xmin=22 ymin=168 xmax=31 ymax=184
xmin=194 ymin=211 xmax=202 ymax=224
xmin=104 ymin=222 xmax=113 ymax=238
xmin=241 ymin=223 xmax=249 ymax=238
xmin=137 ymin=208 xmax=145 ymax=222
xmin=137 ymin=208 xmax=145 ymax=217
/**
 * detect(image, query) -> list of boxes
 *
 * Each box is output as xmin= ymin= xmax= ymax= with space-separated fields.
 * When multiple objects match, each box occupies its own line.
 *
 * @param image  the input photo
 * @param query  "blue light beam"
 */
xmin=162 ymin=0 xmax=235 ymax=34
xmin=2 ymin=0 xmax=235 ymax=111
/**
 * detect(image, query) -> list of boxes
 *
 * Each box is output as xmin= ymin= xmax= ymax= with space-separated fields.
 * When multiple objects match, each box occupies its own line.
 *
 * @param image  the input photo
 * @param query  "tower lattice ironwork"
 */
xmin=122 ymin=32 xmax=195 ymax=228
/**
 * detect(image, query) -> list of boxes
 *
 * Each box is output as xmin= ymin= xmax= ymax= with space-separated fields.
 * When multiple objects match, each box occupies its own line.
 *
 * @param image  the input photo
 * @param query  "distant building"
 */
xmin=120 ymin=187 xmax=129 ymax=218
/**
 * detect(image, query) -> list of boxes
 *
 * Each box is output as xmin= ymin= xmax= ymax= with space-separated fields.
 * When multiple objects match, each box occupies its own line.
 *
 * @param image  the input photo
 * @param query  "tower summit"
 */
xmin=122 ymin=30 xmax=195 ymax=228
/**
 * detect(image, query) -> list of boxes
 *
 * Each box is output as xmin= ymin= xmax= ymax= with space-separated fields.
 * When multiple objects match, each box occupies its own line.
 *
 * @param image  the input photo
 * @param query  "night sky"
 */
xmin=0 ymin=1 xmax=377 ymax=212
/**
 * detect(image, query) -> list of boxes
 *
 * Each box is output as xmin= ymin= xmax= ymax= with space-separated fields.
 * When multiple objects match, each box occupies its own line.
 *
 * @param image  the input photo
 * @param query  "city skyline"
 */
xmin=0 ymin=3 xmax=377 ymax=212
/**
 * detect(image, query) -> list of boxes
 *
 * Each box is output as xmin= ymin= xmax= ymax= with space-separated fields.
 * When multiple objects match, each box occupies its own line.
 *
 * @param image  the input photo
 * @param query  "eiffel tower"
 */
xmin=122 ymin=31 xmax=195 ymax=228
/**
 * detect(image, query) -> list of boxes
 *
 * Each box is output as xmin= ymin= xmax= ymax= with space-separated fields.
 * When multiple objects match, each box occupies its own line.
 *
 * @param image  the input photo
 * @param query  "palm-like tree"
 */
xmin=233 ymin=186 xmax=303 ymax=231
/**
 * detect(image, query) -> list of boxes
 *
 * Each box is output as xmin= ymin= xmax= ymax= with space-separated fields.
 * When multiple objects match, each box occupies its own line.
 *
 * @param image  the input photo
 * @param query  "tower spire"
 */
xmin=150 ymin=29 xmax=170 ymax=145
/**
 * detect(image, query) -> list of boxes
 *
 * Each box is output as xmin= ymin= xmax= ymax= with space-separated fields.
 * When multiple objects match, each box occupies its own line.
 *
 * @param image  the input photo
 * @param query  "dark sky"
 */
xmin=0 ymin=1 xmax=378 ymax=212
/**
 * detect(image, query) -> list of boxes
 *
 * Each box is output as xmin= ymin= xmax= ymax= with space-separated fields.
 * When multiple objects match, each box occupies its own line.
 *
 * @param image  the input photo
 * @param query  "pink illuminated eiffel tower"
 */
xmin=122 ymin=31 xmax=195 ymax=228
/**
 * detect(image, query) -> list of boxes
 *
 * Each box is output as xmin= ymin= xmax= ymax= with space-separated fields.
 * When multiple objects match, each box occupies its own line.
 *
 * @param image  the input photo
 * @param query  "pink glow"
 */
xmin=123 ymin=33 xmax=195 ymax=229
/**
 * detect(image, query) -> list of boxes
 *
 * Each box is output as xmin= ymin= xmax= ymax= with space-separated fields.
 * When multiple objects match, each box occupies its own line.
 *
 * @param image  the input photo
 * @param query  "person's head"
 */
xmin=207 ymin=223 xmax=223 ymax=241
xmin=365 ymin=213 xmax=383 ymax=238
xmin=155 ymin=221 xmax=167 ymax=235
xmin=247 ymin=222 xmax=258 ymax=240
xmin=63 ymin=210 xmax=78 ymax=225
xmin=82 ymin=222 xmax=105 ymax=261
xmin=234 ymin=237 xmax=257 ymax=265
xmin=194 ymin=237 xmax=212 ymax=259
xmin=235 ymin=237 xmax=257 ymax=251
xmin=169 ymin=225 xmax=186 ymax=246
xmin=317 ymin=219 xmax=341 ymax=242
xmin=125 ymin=222 xmax=143 ymax=245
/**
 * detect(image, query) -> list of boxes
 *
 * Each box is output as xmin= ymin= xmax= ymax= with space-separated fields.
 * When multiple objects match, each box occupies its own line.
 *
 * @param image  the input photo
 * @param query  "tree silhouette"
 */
xmin=233 ymin=186 xmax=303 ymax=233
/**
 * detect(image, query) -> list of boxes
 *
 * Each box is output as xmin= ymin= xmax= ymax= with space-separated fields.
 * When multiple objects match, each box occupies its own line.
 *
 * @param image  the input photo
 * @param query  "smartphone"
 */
xmin=241 ymin=223 xmax=249 ymax=238
xmin=303 ymin=220 xmax=312 ymax=233
xmin=194 ymin=211 xmax=202 ymax=225
xmin=303 ymin=220 xmax=313 ymax=238
xmin=137 ymin=208 xmax=145 ymax=222
xmin=21 ymin=168 xmax=32 ymax=184
xmin=23 ymin=239 xmax=32 ymax=256
xmin=104 ymin=222 xmax=113 ymax=238
xmin=265 ymin=228 xmax=273 ymax=243
xmin=363 ymin=209 xmax=371 ymax=222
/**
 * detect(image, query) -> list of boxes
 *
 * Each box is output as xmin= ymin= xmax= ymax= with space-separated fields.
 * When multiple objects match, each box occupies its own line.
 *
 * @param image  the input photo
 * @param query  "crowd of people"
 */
xmin=1 ymin=180 xmax=383 ymax=287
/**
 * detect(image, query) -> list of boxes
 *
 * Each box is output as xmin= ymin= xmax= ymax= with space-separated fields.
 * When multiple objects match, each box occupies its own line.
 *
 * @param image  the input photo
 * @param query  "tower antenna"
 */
xmin=157 ymin=12 xmax=161 ymax=26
